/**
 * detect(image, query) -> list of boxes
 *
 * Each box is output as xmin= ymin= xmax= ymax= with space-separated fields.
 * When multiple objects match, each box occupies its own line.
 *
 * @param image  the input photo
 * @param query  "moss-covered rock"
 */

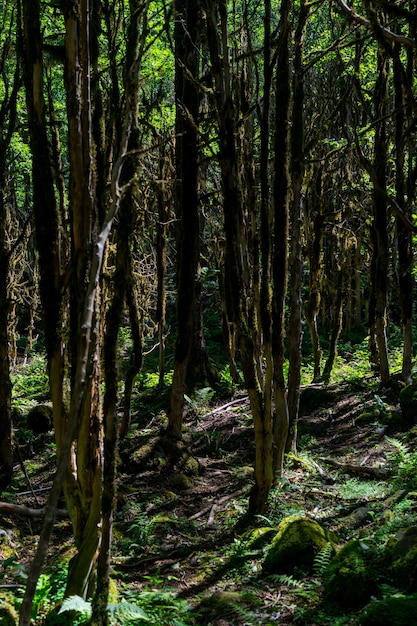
xmin=399 ymin=383 xmax=417 ymax=426
xmin=0 ymin=600 xmax=18 ymax=626
xmin=323 ymin=540 xmax=380 ymax=610
xmin=386 ymin=526 xmax=417 ymax=590
xmin=196 ymin=591 xmax=257 ymax=623
xmin=360 ymin=593 xmax=417 ymax=626
xmin=130 ymin=436 xmax=167 ymax=470
xmin=263 ymin=515 xmax=336 ymax=576
xmin=355 ymin=411 xmax=377 ymax=425
xmin=27 ymin=404 xmax=53 ymax=434
xmin=299 ymin=386 xmax=337 ymax=414
xmin=177 ymin=451 xmax=200 ymax=477
xmin=170 ymin=472 xmax=192 ymax=490
xmin=241 ymin=526 xmax=278 ymax=550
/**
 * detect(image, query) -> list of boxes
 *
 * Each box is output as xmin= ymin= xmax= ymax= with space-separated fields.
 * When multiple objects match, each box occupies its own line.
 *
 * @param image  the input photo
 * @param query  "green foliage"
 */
xmin=59 ymin=595 xmax=151 ymax=624
xmin=11 ymin=355 xmax=49 ymax=413
xmin=123 ymin=507 xmax=158 ymax=552
xmin=312 ymin=542 xmax=334 ymax=578
xmin=386 ymin=437 xmax=417 ymax=490
xmin=335 ymin=477 xmax=387 ymax=501
xmin=360 ymin=593 xmax=417 ymax=626
xmin=268 ymin=573 xmax=304 ymax=589
xmin=33 ymin=573 xmax=52 ymax=620
xmin=122 ymin=584 xmax=195 ymax=626
xmin=59 ymin=596 xmax=91 ymax=619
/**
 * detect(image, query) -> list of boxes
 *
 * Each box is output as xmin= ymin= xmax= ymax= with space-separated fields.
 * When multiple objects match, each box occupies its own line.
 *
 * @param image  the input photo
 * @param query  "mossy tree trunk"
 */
xmin=203 ymin=0 xmax=274 ymax=514
xmin=156 ymin=147 xmax=169 ymax=388
xmin=168 ymin=0 xmax=201 ymax=438
xmin=0 ymin=14 xmax=19 ymax=492
xmin=304 ymin=166 xmax=325 ymax=382
xmin=286 ymin=0 xmax=310 ymax=454
xmin=91 ymin=3 xmax=147 ymax=622
xmin=271 ymin=0 xmax=291 ymax=477
xmin=393 ymin=39 xmax=414 ymax=385
xmin=368 ymin=37 xmax=390 ymax=386
xmin=61 ymin=0 xmax=104 ymax=600
xmin=19 ymin=0 xmax=66 ymax=621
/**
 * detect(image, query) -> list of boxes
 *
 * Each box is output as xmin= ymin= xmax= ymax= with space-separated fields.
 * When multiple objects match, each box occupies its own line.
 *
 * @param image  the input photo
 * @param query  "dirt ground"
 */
xmin=2 ymin=376 xmax=412 ymax=624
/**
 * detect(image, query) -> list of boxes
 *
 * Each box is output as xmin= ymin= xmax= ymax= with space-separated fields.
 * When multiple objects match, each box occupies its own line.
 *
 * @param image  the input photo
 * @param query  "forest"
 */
xmin=1 ymin=0 xmax=417 ymax=624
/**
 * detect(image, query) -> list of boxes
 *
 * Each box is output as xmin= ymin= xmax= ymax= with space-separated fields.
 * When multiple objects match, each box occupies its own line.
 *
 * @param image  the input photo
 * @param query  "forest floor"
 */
xmin=2 ymin=374 xmax=416 ymax=625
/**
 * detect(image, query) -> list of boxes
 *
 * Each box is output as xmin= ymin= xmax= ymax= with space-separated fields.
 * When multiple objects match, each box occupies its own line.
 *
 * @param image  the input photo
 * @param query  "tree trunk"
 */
xmin=323 ymin=272 xmax=345 ymax=380
xmin=271 ymin=0 xmax=291 ymax=476
xmin=168 ymin=0 xmax=201 ymax=438
xmin=0 ymin=17 xmax=19 ymax=492
xmin=393 ymin=42 xmax=413 ymax=385
xmin=286 ymin=0 xmax=310 ymax=453
xmin=304 ymin=167 xmax=325 ymax=382
xmin=369 ymin=39 xmax=390 ymax=385
xmin=203 ymin=0 xmax=273 ymax=513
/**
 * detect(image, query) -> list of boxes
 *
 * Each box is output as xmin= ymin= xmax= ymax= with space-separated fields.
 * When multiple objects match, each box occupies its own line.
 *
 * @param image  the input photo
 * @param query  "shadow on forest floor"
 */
xmin=3 ymin=375 xmax=417 ymax=625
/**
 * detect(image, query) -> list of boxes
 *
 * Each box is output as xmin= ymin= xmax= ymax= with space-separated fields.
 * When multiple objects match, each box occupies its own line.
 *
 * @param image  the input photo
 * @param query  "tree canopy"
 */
xmin=0 ymin=0 xmax=417 ymax=623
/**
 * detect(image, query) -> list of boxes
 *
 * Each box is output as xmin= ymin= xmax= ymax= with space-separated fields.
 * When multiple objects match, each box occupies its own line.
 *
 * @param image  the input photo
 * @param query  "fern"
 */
xmin=268 ymin=573 xmax=304 ymax=589
xmin=386 ymin=436 xmax=417 ymax=489
xmin=59 ymin=595 xmax=151 ymax=623
xmin=59 ymin=595 xmax=92 ymax=618
xmin=312 ymin=542 xmax=334 ymax=578
xmin=385 ymin=436 xmax=411 ymax=460
xmin=108 ymin=601 xmax=150 ymax=621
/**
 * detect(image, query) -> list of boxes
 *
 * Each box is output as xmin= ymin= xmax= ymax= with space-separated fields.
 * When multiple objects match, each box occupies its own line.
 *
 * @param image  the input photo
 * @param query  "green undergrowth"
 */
xmin=4 ymin=337 xmax=417 ymax=625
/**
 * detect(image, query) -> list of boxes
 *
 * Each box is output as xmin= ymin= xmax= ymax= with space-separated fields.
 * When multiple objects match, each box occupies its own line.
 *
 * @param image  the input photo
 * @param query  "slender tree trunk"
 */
xmin=323 ymin=272 xmax=345 ymax=379
xmin=0 ymin=22 xmax=19 ymax=491
xmin=0 ymin=193 xmax=12 ymax=493
xmin=61 ymin=0 xmax=104 ymax=599
xmin=304 ymin=166 xmax=324 ymax=382
xmin=203 ymin=0 xmax=273 ymax=513
xmin=393 ymin=43 xmax=413 ymax=385
xmin=271 ymin=0 xmax=291 ymax=477
xmin=286 ymin=0 xmax=309 ymax=453
xmin=369 ymin=39 xmax=390 ymax=385
xmin=92 ymin=0 xmax=147 ymax=612
xmin=156 ymin=148 xmax=168 ymax=388
xmin=259 ymin=0 xmax=273 ymax=421
xmin=168 ymin=0 xmax=201 ymax=438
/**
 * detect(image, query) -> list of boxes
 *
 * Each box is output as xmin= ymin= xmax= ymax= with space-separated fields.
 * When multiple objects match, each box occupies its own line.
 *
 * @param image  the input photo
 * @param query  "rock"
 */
xmin=360 ymin=593 xmax=417 ymax=626
xmin=26 ymin=404 xmax=53 ymax=434
xmin=299 ymin=386 xmax=337 ymax=414
xmin=0 ymin=600 xmax=18 ymax=626
xmin=169 ymin=473 xmax=192 ymax=490
xmin=399 ymin=384 xmax=417 ymax=426
xmin=323 ymin=540 xmax=380 ymax=609
xmin=263 ymin=515 xmax=336 ymax=576
xmin=197 ymin=591 xmax=256 ymax=623
xmin=386 ymin=526 xmax=417 ymax=590
xmin=241 ymin=526 xmax=277 ymax=550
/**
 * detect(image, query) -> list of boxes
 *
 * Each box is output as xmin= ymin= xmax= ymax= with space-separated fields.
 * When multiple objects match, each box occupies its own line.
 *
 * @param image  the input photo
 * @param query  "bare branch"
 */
xmin=334 ymin=0 xmax=416 ymax=47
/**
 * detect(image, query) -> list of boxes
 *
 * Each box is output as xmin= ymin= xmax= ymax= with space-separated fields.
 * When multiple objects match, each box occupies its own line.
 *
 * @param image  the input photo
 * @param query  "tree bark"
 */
xmin=271 ymin=0 xmax=291 ymax=476
xmin=168 ymin=0 xmax=201 ymax=438
xmin=0 ymin=16 xmax=19 ymax=492
xmin=286 ymin=0 xmax=310 ymax=453
xmin=369 ymin=38 xmax=390 ymax=386
xmin=203 ymin=0 xmax=274 ymax=514
xmin=393 ymin=41 xmax=413 ymax=385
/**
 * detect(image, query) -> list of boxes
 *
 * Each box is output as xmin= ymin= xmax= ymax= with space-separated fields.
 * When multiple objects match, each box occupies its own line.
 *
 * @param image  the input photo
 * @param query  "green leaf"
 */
xmin=59 ymin=595 xmax=92 ymax=617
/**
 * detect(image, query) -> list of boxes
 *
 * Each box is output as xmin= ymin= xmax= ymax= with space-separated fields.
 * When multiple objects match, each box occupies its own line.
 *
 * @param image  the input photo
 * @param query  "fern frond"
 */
xmin=312 ymin=542 xmax=334 ymax=578
xmin=108 ymin=600 xmax=150 ymax=621
xmin=59 ymin=595 xmax=92 ymax=617
xmin=268 ymin=573 xmax=304 ymax=589
xmin=385 ymin=437 xmax=411 ymax=459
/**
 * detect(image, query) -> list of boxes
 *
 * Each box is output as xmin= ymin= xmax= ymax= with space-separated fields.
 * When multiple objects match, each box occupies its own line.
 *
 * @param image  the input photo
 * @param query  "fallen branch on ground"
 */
xmin=0 ymin=501 xmax=68 ymax=519
xmin=318 ymin=457 xmax=387 ymax=479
